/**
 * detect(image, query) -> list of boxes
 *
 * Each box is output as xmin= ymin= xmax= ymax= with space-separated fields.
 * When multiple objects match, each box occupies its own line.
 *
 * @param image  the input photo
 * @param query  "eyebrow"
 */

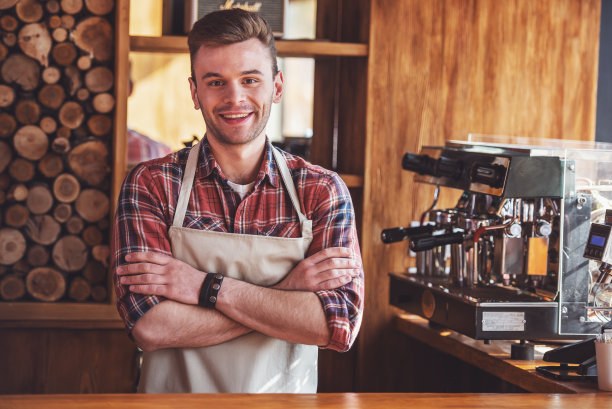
xmin=200 ymin=69 xmax=265 ymax=81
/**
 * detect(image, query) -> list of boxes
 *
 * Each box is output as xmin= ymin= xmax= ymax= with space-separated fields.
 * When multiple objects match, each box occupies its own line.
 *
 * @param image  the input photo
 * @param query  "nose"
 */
xmin=222 ymin=81 xmax=245 ymax=105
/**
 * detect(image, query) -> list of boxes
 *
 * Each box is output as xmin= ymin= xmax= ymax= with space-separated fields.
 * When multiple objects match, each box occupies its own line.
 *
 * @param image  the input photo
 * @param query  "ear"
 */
xmin=272 ymin=71 xmax=283 ymax=104
xmin=188 ymin=77 xmax=200 ymax=110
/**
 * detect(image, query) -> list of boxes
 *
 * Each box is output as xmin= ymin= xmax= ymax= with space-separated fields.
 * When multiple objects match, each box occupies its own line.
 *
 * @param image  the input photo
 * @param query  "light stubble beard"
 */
xmin=197 ymin=94 xmax=272 ymax=147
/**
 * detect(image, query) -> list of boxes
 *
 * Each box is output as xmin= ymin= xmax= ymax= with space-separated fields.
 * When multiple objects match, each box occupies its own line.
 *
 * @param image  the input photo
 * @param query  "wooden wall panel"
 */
xmin=393 ymin=333 xmax=523 ymax=393
xmin=311 ymin=0 xmax=370 ymax=172
xmin=0 ymin=329 xmax=138 ymax=394
xmin=358 ymin=0 xmax=601 ymax=392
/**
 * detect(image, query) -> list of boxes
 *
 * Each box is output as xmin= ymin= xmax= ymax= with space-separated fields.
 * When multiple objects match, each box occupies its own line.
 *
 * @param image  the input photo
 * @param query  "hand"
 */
xmin=274 ymin=247 xmax=361 ymax=292
xmin=116 ymin=252 xmax=206 ymax=305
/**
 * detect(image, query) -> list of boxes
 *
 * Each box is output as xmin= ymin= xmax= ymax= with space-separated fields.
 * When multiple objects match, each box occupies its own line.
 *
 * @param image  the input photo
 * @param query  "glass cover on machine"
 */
xmin=466 ymin=134 xmax=612 ymax=333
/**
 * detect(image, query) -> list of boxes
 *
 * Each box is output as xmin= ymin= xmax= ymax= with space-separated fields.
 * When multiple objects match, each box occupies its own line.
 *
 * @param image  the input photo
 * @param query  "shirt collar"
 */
xmin=198 ymin=136 xmax=281 ymax=188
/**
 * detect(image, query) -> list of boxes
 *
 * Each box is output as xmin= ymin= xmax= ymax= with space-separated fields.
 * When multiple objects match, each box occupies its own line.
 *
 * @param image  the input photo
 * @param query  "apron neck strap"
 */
xmin=271 ymin=147 xmax=307 ymax=223
xmin=172 ymin=142 xmax=200 ymax=227
xmin=172 ymin=142 xmax=307 ymax=228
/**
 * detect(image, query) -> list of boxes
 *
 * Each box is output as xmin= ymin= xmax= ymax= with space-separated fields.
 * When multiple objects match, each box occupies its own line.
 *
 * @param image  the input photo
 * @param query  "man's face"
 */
xmin=189 ymin=38 xmax=282 ymax=147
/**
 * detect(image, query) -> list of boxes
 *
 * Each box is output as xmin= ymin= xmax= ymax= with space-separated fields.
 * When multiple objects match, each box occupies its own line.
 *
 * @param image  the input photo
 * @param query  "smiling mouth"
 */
xmin=220 ymin=113 xmax=251 ymax=119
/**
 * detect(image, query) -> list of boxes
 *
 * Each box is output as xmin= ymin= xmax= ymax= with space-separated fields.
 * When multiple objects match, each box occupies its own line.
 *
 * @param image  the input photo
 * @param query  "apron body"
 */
xmin=138 ymin=143 xmax=317 ymax=393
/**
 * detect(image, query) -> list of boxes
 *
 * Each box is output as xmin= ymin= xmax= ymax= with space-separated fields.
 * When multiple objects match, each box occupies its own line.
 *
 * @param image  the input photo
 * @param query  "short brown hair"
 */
xmin=188 ymin=9 xmax=278 ymax=83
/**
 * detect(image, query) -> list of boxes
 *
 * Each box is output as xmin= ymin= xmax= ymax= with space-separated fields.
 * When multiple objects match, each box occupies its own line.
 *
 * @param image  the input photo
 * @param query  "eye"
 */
xmin=243 ymin=78 xmax=259 ymax=85
xmin=207 ymin=80 xmax=223 ymax=87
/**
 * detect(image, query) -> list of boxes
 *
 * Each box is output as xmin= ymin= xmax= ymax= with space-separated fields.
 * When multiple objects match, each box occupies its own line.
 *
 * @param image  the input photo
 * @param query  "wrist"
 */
xmin=198 ymin=273 xmax=224 ymax=309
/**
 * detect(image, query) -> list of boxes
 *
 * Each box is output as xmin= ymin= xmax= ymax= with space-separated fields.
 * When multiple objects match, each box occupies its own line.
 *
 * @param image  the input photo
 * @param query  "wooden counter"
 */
xmin=395 ymin=313 xmax=600 ymax=394
xmin=1 ymin=393 xmax=612 ymax=408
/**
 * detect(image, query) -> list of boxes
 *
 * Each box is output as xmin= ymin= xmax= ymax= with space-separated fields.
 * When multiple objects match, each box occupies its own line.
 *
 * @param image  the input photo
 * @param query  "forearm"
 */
xmin=131 ymin=300 xmax=252 ymax=351
xmin=216 ymin=277 xmax=330 ymax=346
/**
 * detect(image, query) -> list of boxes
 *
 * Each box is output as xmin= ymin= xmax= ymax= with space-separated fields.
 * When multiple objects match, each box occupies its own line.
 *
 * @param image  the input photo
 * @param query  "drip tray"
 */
xmin=415 ymin=277 xmax=549 ymax=304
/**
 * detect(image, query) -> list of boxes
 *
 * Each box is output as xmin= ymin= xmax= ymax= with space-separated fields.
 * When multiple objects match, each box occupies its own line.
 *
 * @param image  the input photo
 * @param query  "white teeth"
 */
xmin=222 ymin=113 xmax=249 ymax=119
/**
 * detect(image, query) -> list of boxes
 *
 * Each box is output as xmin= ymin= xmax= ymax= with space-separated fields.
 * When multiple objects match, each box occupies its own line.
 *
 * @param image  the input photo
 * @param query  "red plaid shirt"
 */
xmin=112 ymin=137 xmax=364 ymax=352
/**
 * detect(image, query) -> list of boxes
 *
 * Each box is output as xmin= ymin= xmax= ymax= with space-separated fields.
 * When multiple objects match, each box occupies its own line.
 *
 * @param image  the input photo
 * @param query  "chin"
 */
xmin=215 ymin=135 xmax=259 ymax=146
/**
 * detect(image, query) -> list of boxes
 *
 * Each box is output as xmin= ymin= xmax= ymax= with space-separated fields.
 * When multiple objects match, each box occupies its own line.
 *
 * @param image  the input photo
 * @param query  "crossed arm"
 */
xmin=116 ymin=247 xmax=360 ymax=351
xmin=113 ymin=162 xmax=363 ymax=352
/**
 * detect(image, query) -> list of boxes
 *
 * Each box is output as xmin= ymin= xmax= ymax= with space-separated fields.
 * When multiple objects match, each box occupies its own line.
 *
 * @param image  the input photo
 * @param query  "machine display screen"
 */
xmin=590 ymin=234 xmax=606 ymax=247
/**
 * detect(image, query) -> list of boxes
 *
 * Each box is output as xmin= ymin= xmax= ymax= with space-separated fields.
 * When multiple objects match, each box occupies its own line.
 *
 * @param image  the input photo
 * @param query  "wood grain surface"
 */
xmin=359 ymin=0 xmax=601 ymax=392
xmin=1 ymin=393 xmax=612 ymax=409
xmin=0 ymin=329 xmax=138 ymax=394
xmin=309 ymin=0 xmax=370 ymax=392
xmin=129 ymin=35 xmax=368 ymax=57
xmin=395 ymin=313 xmax=598 ymax=394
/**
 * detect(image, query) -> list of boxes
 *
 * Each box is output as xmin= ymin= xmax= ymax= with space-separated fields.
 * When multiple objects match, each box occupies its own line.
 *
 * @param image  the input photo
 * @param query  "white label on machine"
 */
xmin=482 ymin=311 xmax=525 ymax=331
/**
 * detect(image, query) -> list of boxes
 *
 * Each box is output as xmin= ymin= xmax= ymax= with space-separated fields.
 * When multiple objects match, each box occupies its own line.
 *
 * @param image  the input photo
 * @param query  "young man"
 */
xmin=112 ymin=9 xmax=364 ymax=393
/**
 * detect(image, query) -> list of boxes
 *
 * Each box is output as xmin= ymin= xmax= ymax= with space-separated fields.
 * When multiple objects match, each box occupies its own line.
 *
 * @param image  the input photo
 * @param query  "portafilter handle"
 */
xmin=402 ymin=152 xmax=437 ymax=175
xmin=381 ymin=225 xmax=435 ymax=244
xmin=409 ymin=232 xmax=465 ymax=252
xmin=402 ymin=152 xmax=463 ymax=179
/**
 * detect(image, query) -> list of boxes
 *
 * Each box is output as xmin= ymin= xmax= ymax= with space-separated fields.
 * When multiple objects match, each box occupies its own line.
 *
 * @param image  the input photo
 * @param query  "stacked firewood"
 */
xmin=0 ymin=0 xmax=115 ymax=303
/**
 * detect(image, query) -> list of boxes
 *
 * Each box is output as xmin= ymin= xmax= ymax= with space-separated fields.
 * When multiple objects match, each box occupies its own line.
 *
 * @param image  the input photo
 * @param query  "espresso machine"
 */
xmin=387 ymin=136 xmax=612 ymax=343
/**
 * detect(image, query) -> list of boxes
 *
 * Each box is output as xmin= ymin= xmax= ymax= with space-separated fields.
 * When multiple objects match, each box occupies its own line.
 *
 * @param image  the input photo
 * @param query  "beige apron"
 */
xmin=138 ymin=142 xmax=317 ymax=393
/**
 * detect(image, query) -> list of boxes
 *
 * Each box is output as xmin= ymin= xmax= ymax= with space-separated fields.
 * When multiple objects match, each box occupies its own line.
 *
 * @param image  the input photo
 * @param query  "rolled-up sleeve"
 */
xmin=111 ymin=164 xmax=172 ymax=331
xmin=310 ymin=173 xmax=364 ymax=352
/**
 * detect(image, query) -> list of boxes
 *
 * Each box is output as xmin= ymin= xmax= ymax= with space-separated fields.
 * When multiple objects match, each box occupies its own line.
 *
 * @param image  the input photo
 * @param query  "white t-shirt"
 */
xmin=227 ymin=180 xmax=256 ymax=200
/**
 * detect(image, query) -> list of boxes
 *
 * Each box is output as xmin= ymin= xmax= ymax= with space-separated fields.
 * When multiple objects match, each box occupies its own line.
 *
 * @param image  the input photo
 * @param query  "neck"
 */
xmin=206 ymin=135 xmax=266 ymax=184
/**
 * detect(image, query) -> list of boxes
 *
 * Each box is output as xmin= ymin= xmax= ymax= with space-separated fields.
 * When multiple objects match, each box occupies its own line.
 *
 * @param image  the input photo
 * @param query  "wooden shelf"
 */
xmin=278 ymin=40 xmax=368 ymax=57
xmin=129 ymin=35 xmax=368 ymax=57
xmin=0 ymin=302 xmax=123 ymax=328
xmin=338 ymin=173 xmax=364 ymax=188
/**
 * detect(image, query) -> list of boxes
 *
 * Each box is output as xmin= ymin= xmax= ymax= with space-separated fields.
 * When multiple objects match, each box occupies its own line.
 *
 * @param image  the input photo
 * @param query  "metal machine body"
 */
xmin=388 ymin=136 xmax=612 ymax=340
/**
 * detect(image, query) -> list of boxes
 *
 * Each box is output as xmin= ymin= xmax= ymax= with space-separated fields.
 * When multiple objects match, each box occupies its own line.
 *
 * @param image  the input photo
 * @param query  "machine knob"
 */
xmin=381 ymin=225 xmax=435 ymax=244
xmin=402 ymin=153 xmax=437 ymax=176
xmin=409 ymin=232 xmax=465 ymax=252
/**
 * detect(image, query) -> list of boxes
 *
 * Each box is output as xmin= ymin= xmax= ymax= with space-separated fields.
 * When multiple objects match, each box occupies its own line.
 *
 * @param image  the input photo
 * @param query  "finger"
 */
xmin=117 ymin=262 xmax=164 ymax=276
xmin=120 ymin=273 xmax=166 ymax=286
xmin=315 ymin=275 xmax=352 ymax=291
xmin=314 ymin=269 xmax=354 ymax=283
xmin=306 ymin=247 xmax=352 ymax=265
xmin=312 ymin=257 xmax=360 ymax=272
xmin=128 ymin=284 xmax=167 ymax=297
xmin=125 ymin=251 xmax=172 ymax=265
